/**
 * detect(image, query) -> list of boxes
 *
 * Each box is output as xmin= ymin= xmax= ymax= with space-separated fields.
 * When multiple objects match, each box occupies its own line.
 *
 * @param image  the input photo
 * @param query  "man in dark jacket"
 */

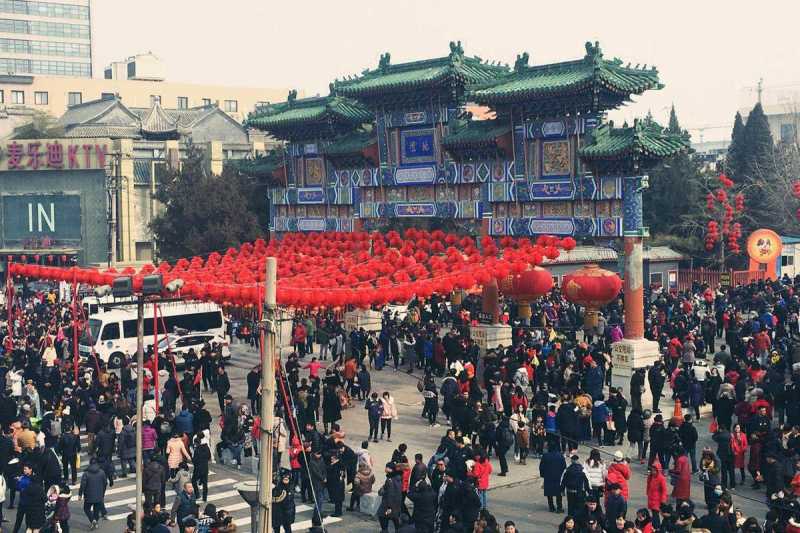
xmin=712 ymin=425 xmax=735 ymax=489
xmin=170 ymin=482 xmax=197 ymax=533
xmin=325 ymin=453 xmax=347 ymax=517
xmin=575 ymin=497 xmax=605 ymax=530
xmin=40 ymin=446 xmax=62 ymax=488
xmin=94 ymin=425 xmax=116 ymax=486
xmin=560 ymin=455 xmax=590 ymax=516
xmin=57 ymin=428 xmax=81 ymax=484
xmin=539 ymin=445 xmax=566 ymax=512
xmin=648 ymin=362 xmax=666 ymax=413
xmin=605 ymin=483 xmax=627 ymax=529
xmin=272 ymin=469 xmax=295 ymax=533
xmin=408 ymin=479 xmax=436 ymax=533
xmin=143 ymin=457 xmax=166 ymax=508
xmin=246 ymin=365 xmax=261 ymax=412
xmin=556 ymin=400 xmax=579 ymax=452
xmin=678 ymin=415 xmax=699 ymax=473
xmin=79 ymin=459 xmax=108 ymax=528
xmin=118 ymin=422 xmax=137 ymax=477
xmin=378 ymin=462 xmax=403 ymax=533
xmin=216 ymin=366 xmax=231 ymax=412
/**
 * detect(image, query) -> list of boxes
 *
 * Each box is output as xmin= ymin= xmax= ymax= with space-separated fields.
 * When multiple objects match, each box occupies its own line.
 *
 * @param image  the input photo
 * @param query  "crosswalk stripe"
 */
xmin=68 ymin=470 xmax=218 ymax=490
xmin=99 ymin=478 xmax=237 ymax=508
xmin=101 ymin=471 xmax=221 ymax=496
xmin=106 ymin=489 xmax=242 ymax=520
xmin=233 ymin=515 xmax=342 ymax=528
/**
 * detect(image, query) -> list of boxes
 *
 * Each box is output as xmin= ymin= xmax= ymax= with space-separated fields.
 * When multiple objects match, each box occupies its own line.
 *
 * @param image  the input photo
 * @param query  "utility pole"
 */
xmin=135 ymin=295 xmax=144 ymax=533
xmin=258 ymin=257 xmax=277 ymax=533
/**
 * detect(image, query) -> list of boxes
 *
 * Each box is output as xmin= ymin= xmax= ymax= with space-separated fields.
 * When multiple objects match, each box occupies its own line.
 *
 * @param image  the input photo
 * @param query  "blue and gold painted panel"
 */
xmin=272 ymin=217 xmax=354 ymax=233
xmin=488 ymin=216 xmax=623 ymax=237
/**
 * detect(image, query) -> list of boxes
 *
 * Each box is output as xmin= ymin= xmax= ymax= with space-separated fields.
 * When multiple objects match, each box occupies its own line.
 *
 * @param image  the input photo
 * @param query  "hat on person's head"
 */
xmin=570 ymin=455 xmax=580 ymax=462
xmin=654 ymin=414 xmax=663 ymax=422
xmin=385 ymin=462 xmax=396 ymax=470
xmin=614 ymin=450 xmax=624 ymax=462
xmin=583 ymin=356 xmax=594 ymax=365
xmin=608 ymin=483 xmax=621 ymax=490
xmin=224 ymin=394 xmax=233 ymax=401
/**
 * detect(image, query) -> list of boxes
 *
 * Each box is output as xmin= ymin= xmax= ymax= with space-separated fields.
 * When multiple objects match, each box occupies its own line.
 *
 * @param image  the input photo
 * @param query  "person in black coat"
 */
xmin=246 ymin=366 xmax=261 ymax=413
xmin=20 ymin=476 xmax=46 ymax=532
xmin=556 ymin=399 xmax=579 ymax=452
xmin=191 ymin=435 xmax=212 ymax=501
xmin=272 ymin=469 xmax=296 ymax=533
xmin=648 ymin=363 xmax=666 ymax=413
xmin=325 ymin=453 xmax=347 ymax=516
xmin=605 ymin=483 xmax=627 ymax=530
xmin=215 ymin=366 xmax=231 ymax=412
xmin=560 ymin=455 xmax=590 ymax=516
xmin=408 ymin=479 xmax=436 ymax=533
xmin=322 ymin=383 xmax=342 ymax=435
xmin=539 ymin=445 xmax=566 ymax=512
xmin=678 ymin=415 xmax=699 ymax=473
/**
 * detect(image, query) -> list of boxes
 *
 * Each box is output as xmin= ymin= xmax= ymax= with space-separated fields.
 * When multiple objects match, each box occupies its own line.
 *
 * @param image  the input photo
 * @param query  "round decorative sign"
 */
xmin=746 ymin=229 xmax=782 ymax=264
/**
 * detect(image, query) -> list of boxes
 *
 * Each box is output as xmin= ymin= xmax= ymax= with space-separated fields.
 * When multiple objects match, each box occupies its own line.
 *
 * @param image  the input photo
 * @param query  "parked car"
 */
xmin=156 ymin=332 xmax=231 ymax=367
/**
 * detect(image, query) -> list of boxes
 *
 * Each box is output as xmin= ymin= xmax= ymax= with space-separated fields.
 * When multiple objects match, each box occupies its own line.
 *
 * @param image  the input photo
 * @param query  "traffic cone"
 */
xmin=672 ymin=398 xmax=684 ymax=426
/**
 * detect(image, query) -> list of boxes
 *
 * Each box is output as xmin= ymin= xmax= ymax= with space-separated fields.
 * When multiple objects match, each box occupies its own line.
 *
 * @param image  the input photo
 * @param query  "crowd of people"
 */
xmin=3 ymin=273 xmax=800 ymax=533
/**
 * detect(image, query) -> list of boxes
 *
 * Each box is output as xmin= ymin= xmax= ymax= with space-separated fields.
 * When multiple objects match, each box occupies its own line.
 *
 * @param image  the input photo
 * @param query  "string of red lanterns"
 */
xmin=7 ymin=230 xmax=579 ymax=309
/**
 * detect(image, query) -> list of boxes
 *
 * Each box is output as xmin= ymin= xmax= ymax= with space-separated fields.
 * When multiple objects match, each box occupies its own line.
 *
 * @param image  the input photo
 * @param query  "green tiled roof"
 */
xmin=580 ymin=119 xmax=690 ymax=160
xmin=323 ymin=129 xmax=376 ymax=156
xmin=471 ymin=42 xmax=662 ymax=107
xmin=233 ymin=150 xmax=286 ymax=179
xmin=335 ymin=41 xmax=509 ymax=99
xmin=442 ymin=119 xmax=510 ymax=148
xmin=246 ymin=91 xmax=372 ymax=133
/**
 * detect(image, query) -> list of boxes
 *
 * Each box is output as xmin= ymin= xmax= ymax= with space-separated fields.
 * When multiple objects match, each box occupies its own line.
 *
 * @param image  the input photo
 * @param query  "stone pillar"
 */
xmin=115 ymin=139 xmax=135 ymax=262
xmin=205 ymin=141 xmax=223 ymax=176
xmin=611 ymin=175 xmax=659 ymax=406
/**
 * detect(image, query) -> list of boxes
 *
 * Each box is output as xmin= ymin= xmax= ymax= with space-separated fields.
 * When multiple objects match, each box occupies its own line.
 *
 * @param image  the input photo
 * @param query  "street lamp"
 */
xmin=110 ymin=273 xmax=183 ymax=533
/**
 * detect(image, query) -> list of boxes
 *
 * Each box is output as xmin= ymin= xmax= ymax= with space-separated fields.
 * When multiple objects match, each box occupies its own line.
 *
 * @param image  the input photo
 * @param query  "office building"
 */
xmin=0 ymin=0 xmax=92 ymax=78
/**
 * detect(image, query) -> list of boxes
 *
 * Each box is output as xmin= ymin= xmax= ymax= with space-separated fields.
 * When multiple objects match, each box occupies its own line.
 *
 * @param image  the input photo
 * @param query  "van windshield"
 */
xmin=81 ymin=318 xmax=102 ymax=345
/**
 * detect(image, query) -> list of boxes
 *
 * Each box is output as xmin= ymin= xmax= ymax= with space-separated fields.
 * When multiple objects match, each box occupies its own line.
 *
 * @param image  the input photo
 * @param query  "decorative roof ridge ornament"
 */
xmin=514 ymin=52 xmax=530 ymax=73
xmin=584 ymin=41 xmax=603 ymax=66
xmin=379 ymin=52 xmax=391 ymax=73
xmin=287 ymin=89 xmax=298 ymax=107
xmin=449 ymin=40 xmax=464 ymax=63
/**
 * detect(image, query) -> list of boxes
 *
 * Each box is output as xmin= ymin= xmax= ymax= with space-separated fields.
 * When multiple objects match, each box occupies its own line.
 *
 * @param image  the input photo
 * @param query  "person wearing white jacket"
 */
xmin=379 ymin=392 xmax=398 ymax=442
xmin=583 ymin=449 xmax=607 ymax=499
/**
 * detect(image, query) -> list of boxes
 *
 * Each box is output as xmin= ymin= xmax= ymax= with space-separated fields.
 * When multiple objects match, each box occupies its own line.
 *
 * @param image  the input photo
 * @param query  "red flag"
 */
xmin=193 ymin=367 xmax=203 ymax=386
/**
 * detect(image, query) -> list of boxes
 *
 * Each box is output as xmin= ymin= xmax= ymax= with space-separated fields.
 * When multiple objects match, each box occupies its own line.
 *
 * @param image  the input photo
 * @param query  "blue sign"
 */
xmin=401 ymin=128 xmax=435 ymax=165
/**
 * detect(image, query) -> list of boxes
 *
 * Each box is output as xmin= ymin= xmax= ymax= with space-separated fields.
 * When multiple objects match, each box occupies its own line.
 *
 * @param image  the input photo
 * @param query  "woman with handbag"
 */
xmin=510 ymin=405 xmax=529 ymax=464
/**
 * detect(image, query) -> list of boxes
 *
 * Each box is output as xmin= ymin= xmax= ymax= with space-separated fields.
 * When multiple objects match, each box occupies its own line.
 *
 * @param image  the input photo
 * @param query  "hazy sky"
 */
xmin=92 ymin=0 xmax=800 ymax=142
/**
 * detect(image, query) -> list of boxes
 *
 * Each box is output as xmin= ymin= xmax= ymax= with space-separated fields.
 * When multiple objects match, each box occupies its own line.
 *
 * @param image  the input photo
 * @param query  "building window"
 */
xmin=650 ymin=271 xmax=664 ymax=288
xmin=11 ymin=90 xmax=23 ymax=104
xmin=782 ymin=255 xmax=795 ymax=266
xmin=34 ymin=91 xmax=47 ymax=105
xmin=0 ymin=90 xmax=5 ymax=104
xmin=150 ymin=95 xmax=161 ymax=106
xmin=67 ymin=91 xmax=81 ymax=106
xmin=781 ymin=123 xmax=796 ymax=143
xmin=224 ymin=99 xmax=238 ymax=112
xmin=177 ymin=96 xmax=188 ymax=109
xmin=202 ymin=98 xmax=211 ymax=107
xmin=101 ymin=92 xmax=115 ymax=100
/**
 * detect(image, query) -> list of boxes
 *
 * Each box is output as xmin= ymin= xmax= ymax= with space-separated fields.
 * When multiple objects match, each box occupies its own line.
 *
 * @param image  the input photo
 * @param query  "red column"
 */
xmin=623 ymin=236 xmax=645 ymax=340
xmin=153 ymin=303 xmax=159 ymax=416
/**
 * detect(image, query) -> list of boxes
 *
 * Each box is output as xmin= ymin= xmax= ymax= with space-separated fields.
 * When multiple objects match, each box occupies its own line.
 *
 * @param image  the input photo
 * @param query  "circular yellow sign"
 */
xmin=746 ymin=229 xmax=782 ymax=264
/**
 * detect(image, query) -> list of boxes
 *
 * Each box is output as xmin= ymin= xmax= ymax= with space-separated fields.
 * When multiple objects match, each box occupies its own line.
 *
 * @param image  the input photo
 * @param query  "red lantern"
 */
xmin=508 ymin=266 xmax=553 ymax=319
xmin=562 ymin=264 xmax=622 ymax=328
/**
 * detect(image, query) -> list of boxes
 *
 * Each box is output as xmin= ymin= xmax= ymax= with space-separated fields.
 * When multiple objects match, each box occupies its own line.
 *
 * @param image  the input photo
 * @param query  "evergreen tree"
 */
xmin=726 ymin=112 xmax=746 ymax=178
xmin=151 ymin=144 xmax=262 ymax=260
xmin=742 ymin=102 xmax=775 ymax=180
xmin=667 ymin=105 xmax=682 ymax=134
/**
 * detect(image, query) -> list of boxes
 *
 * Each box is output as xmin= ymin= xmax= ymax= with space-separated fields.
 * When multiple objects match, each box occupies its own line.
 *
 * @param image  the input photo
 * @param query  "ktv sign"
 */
xmin=0 ymin=138 xmax=110 ymax=171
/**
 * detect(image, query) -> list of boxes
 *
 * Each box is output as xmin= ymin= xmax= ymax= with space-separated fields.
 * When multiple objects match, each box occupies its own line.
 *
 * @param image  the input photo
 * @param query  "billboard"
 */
xmin=0 ymin=138 xmax=110 ymax=171
xmin=2 ymin=193 xmax=82 ymax=241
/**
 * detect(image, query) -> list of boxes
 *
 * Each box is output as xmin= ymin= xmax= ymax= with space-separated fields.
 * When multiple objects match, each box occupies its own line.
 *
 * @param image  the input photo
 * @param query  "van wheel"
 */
xmin=109 ymin=352 xmax=123 ymax=368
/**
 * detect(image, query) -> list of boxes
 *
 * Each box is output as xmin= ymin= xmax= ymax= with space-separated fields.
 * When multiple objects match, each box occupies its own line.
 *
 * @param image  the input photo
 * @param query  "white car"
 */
xmin=156 ymin=332 xmax=231 ymax=367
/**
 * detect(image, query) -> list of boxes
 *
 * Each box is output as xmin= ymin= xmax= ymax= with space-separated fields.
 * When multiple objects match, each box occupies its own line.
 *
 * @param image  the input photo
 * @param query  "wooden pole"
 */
xmin=258 ymin=257 xmax=277 ymax=532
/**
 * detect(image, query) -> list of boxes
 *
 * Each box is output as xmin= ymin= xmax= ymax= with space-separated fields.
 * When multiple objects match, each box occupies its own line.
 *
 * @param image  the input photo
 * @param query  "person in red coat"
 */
xmin=647 ymin=460 xmax=668 ymax=528
xmin=669 ymin=450 xmax=691 ymax=503
xmin=730 ymin=423 xmax=749 ymax=485
xmin=605 ymin=451 xmax=631 ymax=503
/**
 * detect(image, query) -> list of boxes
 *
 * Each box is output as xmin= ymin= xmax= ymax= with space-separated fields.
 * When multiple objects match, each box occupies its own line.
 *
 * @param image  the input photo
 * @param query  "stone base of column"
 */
xmin=610 ymin=338 xmax=660 ymax=409
xmin=470 ymin=324 xmax=513 ymax=355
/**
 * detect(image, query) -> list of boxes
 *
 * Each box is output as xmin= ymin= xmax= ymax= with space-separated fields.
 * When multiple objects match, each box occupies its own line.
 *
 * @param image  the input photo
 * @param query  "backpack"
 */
xmin=51 ymin=418 xmax=61 ymax=437
xmin=124 ymin=429 xmax=135 ymax=449
xmin=499 ymin=426 xmax=515 ymax=449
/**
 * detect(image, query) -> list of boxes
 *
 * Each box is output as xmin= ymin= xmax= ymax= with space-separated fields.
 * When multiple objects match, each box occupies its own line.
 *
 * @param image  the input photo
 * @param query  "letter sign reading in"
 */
xmin=2 ymin=194 xmax=81 ymax=241
xmin=27 ymin=202 xmax=55 ymax=232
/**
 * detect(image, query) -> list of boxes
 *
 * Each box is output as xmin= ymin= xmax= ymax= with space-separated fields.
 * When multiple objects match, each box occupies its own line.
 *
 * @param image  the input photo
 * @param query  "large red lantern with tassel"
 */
xmin=562 ymin=264 xmax=622 ymax=328
xmin=508 ymin=266 xmax=553 ymax=320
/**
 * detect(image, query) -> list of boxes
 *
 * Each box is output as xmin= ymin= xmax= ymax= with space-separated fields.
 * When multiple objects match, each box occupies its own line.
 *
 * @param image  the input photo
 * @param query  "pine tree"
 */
xmin=726 ymin=112 xmax=746 ymax=178
xmin=667 ymin=105 xmax=682 ymax=134
xmin=742 ymin=102 xmax=775 ymax=180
